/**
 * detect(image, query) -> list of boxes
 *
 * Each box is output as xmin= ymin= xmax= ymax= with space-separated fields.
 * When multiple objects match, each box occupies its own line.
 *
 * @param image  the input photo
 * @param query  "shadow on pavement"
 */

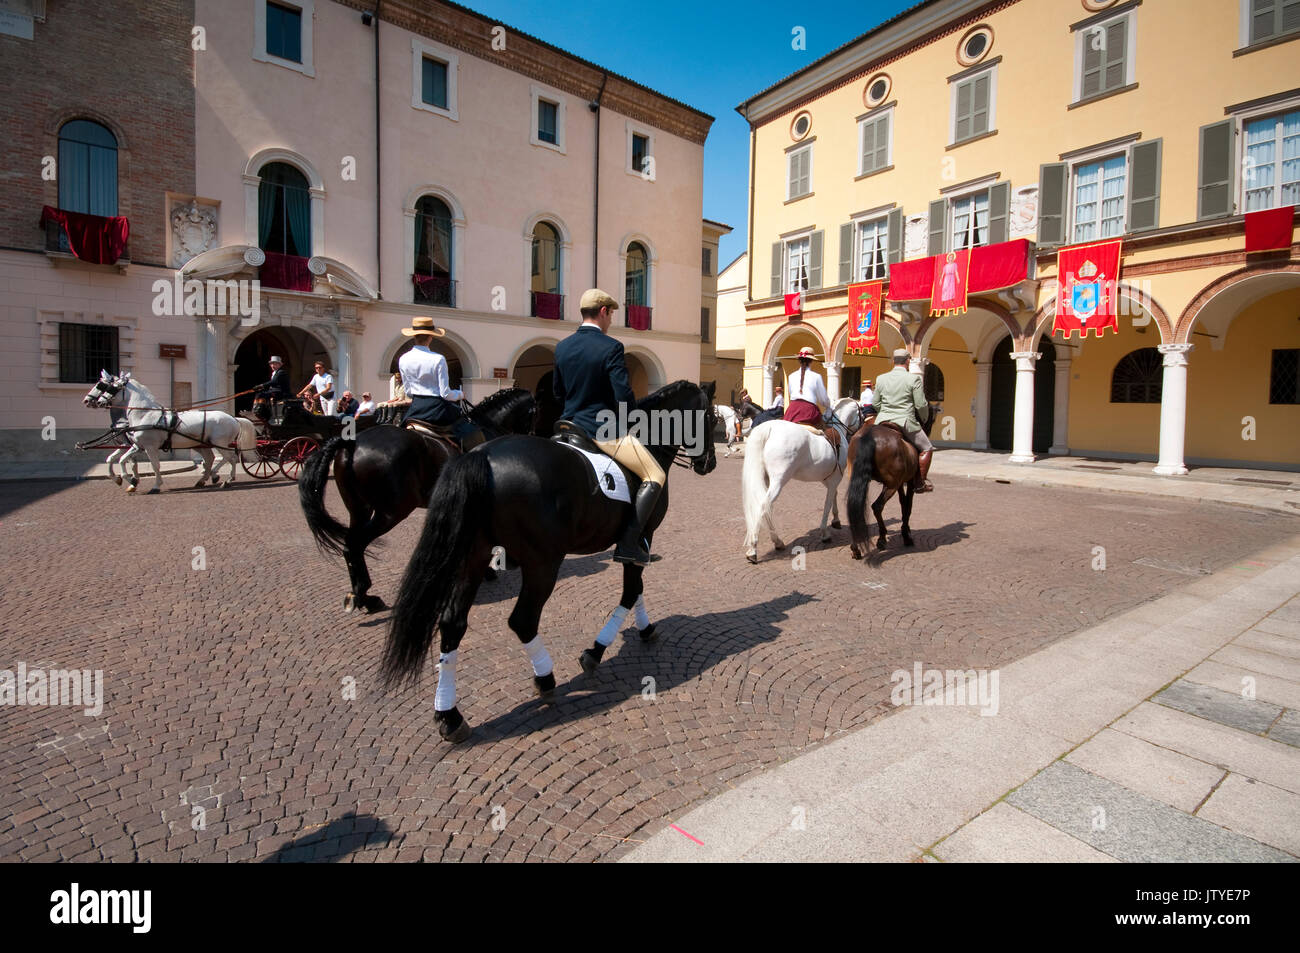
xmin=260 ymin=811 xmax=394 ymax=862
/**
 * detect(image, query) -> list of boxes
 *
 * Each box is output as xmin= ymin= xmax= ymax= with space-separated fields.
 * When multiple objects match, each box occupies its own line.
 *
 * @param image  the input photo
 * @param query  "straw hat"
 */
xmin=797 ymin=346 xmax=815 ymax=359
xmin=400 ymin=316 xmax=447 ymax=338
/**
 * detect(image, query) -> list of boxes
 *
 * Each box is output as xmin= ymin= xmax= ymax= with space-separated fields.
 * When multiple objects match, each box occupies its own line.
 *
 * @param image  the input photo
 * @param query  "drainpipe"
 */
xmin=591 ymin=73 xmax=607 ymax=288
xmin=741 ymin=104 xmax=756 ymax=302
xmin=373 ymin=3 xmax=383 ymax=299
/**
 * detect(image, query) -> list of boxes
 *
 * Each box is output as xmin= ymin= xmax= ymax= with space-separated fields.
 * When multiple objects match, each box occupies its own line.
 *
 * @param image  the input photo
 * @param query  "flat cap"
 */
xmin=579 ymin=288 xmax=619 ymax=311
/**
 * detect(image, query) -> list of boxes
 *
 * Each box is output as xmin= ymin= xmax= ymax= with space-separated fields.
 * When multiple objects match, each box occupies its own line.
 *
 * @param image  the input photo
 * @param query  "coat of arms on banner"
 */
xmin=1054 ymin=238 xmax=1123 ymax=339
xmin=846 ymin=280 xmax=884 ymax=354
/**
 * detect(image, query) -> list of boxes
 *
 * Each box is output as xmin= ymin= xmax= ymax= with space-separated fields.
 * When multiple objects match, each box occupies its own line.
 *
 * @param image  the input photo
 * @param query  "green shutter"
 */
xmin=955 ymin=80 xmax=972 ymax=141
xmin=1128 ymin=138 xmax=1162 ymax=232
xmin=886 ymin=208 xmax=903 ymax=265
xmin=1104 ymin=19 xmax=1127 ymax=92
xmin=808 ymin=230 xmax=824 ymax=290
xmin=1081 ymin=29 xmax=1104 ymax=98
xmin=861 ymin=121 xmax=875 ymax=173
xmin=1198 ymin=120 xmax=1235 ymax=220
xmin=1038 ymin=162 xmax=1068 ymax=246
xmin=1252 ymin=0 xmax=1278 ymax=43
xmin=972 ymin=74 xmax=990 ymax=136
xmin=839 ymin=223 xmax=854 ymax=284
xmin=987 ymin=182 xmax=1011 ymax=245
xmin=928 ymin=199 xmax=946 ymax=255
xmin=771 ymin=242 xmax=783 ymax=297
xmin=874 ymin=115 xmax=889 ymax=170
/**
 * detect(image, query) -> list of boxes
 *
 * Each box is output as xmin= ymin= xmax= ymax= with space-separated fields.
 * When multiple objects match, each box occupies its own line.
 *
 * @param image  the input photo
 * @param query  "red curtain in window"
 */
xmin=626 ymin=305 xmax=652 ymax=330
xmin=261 ymin=251 xmax=313 ymax=292
xmin=40 ymin=206 xmax=129 ymax=265
xmin=532 ymin=291 xmax=563 ymax=320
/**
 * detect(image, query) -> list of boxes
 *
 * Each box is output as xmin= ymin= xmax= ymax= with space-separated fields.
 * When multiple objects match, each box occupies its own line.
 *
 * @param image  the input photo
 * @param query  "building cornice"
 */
xmin=334 ymin=0 xmax=714 ymax=145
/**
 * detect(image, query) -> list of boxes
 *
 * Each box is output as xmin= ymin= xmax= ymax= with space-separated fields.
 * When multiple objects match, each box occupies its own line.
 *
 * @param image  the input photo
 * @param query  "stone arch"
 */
xmin=1032 ymin=281 xmax=1174 ymax=346
xmin=1175 ymin=261 xmax=1300 ymax=346
xmin=762 ymin=320 xmax=830 ymax=366
xmin=404 ymin=183 xmax=467 ymax=223
xmin=246 ymin=147 xmax=324 ymax=191
xmin=378 ymin=327 xmax=479 ymax=383
xmin=47 ymin=108 xmax=129 ymax=149
xmin=522 ymin=210 xmax=572 ymax=243
xmin=622 ymin=345 xmax=667 ymax=392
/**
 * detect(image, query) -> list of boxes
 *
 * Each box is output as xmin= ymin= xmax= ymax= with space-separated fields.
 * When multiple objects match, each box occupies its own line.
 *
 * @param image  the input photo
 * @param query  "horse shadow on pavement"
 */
xmin=463 ymin=589 xmax=817 ymax=745
xmin=773 ymin=519 xmax=974 ymax=563
xmin=260 ymin=810 xmax=394 ymax=863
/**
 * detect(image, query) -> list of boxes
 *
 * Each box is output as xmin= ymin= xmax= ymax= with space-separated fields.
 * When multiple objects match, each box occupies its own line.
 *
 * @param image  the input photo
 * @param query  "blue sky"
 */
xmin=466 ymin=0 xmax=921 ymax=268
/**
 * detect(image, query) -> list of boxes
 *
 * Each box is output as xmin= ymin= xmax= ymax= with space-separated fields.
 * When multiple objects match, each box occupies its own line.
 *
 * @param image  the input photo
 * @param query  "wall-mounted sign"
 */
xmin=493 ymin=367 xmax=508 ymax=379
xmin=159 ymin=344 xmax=187 ymax=359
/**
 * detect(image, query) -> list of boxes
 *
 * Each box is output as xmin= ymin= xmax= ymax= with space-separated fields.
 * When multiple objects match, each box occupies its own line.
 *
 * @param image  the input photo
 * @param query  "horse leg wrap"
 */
xmin=633 ymin=595 xmax=651 ymax=631
xmin=434 ymin=651 xmax=458 ymax=711
xmin=522 ymin=636 xmax=553 ymax=678
xmin=597 ymin=606 xmax=628 ymax=647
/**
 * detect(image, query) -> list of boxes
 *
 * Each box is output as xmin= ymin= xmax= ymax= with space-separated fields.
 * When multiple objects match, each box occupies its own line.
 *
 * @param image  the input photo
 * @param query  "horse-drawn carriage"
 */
xmin=242 ymin=399 xmax=380 ymax=481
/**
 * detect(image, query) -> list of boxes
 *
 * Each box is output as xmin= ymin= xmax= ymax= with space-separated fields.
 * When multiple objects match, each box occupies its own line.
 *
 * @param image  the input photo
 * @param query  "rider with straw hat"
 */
xmin=398 ymin=316 xmax=480 ymax=448
xmin=782 ymin=346 xmax=829 ymax=426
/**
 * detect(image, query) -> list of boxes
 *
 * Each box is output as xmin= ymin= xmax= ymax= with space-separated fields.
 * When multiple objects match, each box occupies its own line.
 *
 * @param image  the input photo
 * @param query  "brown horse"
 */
xmin=845 ymin=403 xmax=939 ymax=559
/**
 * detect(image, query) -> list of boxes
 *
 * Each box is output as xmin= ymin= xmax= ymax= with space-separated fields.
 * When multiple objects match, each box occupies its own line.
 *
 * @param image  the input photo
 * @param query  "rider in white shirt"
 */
xmin=397 ymin=317 xmax=480 ymax=447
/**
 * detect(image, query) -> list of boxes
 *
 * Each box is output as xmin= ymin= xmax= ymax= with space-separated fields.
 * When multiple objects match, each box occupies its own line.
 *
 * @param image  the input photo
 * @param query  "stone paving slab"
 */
xmin=1197 ymin=773 xmax=1300 ymax=857
xmin=1113 ymin=703 xmax=1300 ymax=795
xmin=1253 ymin=615 xmax=1300 ymax=639
xmin=1268 ymin=709 xmax=1300 ymax=748
xmin=1005 ymin=762 xmax=1295 ymax=863
xmin=1236 ymin=629 xmax=1300 ymax=659
xmin=1065 ymin=728 xmax=1226 ymax=813
xmin=1181 ymin=659 xmax=1300 ymax=710
xmin=933 ymin=802 xmax=1118 ymax=863
xmin=1153 ymin=680 xmax=1282 ymax=735
xmin=1211 ymin=645 xmax=1300 ymax=682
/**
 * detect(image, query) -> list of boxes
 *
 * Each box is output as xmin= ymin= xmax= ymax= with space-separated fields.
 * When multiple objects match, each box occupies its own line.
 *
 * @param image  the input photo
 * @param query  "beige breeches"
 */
xmin=594 ymin=433 xmax=666 ymax=485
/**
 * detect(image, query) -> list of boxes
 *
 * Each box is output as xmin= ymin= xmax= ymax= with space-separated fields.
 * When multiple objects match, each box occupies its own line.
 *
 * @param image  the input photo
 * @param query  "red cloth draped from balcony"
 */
xmin=412 ymin=273 xmax=452 ymax=303
xmin=40 ymin=206 xmax=129 ymax=265
xmin=626 ymin=305 xmax=652 ymax=330
xmin=887 ymin=238 xmax=1031 ymax=301
xmin=1244 ymin=206 xmax=1295 ymax=252
xmin=533 ymin=291 xmax=563 ymax=319
xmin=261 ymin=251 xmax=313 ymax=291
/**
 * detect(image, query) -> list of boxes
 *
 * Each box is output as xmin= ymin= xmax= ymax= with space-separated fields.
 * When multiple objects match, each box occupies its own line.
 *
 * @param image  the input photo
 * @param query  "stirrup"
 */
xmin=614 ymin=535 xmax=651 ymax=566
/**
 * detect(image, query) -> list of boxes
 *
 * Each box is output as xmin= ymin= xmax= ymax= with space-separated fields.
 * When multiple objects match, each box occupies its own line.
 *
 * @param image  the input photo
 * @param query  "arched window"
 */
xmin=413 ymin=195 xmax=454 ymax=306
xmin=625 ymin=242 xmax=648 ymax=306
xmin=58 ymin=120 xmax=118 ymax=216
xmin=1111 ymin=348 xmax=1162 ymax=403
xmin=257 ymin=162 xmax=311 ymax=257
xmin=531 ymin=221 xmax=562 ymax=318
xmin=924 ymin=362 xmax=945 ymax=401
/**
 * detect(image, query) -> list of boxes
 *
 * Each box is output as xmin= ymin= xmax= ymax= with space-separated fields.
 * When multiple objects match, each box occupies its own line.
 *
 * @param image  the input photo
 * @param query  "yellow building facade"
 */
xmin=738 ymin=0 xmax=1300 ymax=472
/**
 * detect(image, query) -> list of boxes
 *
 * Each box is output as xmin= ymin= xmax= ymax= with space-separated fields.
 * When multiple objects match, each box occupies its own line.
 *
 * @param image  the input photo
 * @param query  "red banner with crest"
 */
xmin=846 ymin=281 xmax=884 ymax=354
xmin=1054 ymin=239 xmax=1123 ymax=339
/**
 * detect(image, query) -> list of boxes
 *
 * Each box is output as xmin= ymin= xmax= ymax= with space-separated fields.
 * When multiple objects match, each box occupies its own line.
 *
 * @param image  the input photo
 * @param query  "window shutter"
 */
xmin=1038 ymin=162 xmax=1068 ymax=246
xmin=1105 ymin=19 xmax=1127 ymax=91
xmin=800 ymin=150 xmax=812 ymax=195
xmin=886 ymin=207 xmax=903 ymax=265
xmin=808 ymin=230 xmax=824 ymax=290
xmin=787 ymin=152 xmax=798 ymax=197
xmin=954 ymin=81 xmax=972 ymax=142
xmin=1128 ymin=138 xmax=1162 ymax=232
xmin=987 ymin=182 xmax=1011 ymax=245
xmin=1284 ymin=0 xmax=1300 ymax=33
xmin=1197 ymin=120 xmax=1235 ymax=220
xmin=874 ymin=115 xmax=889 ymax=170
xmin=928 ymin=199 xmax=946 ymax=255
xmin=770 ymin=242 xmax=783 ymax=297
xmin=839 ymin=222 xmax=854 ymax=284
xmin=1251 ymin=0 xmax=1278 ymax=43
xmin=972 ymin=74 xmax=990 ymax=136
xmin=1081 ymin=30 xmax=1104 ymax=98
xmin=861 ymin=121 xmax=875 ymax=173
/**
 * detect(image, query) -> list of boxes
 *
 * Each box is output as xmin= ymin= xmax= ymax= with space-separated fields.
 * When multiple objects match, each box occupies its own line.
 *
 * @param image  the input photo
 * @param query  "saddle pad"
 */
xmin=557 ymin=442 xmax=632 ymax=503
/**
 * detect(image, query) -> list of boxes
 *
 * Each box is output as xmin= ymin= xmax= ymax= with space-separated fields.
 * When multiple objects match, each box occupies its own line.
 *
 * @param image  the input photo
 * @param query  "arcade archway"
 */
xmin=233 ymin=327 xmax=331 ymax=411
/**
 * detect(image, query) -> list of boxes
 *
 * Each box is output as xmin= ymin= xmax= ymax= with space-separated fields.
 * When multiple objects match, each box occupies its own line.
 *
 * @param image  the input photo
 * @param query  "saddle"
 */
xmin=795 ymin=422 xmax=841 ymax=454
xmin=552 ymin=419 xmax=600 ymax=454
xmin=551 ymin=420 xmax=635 ymax=502
xmin=404 ymin=417 xmax=460 ymax=452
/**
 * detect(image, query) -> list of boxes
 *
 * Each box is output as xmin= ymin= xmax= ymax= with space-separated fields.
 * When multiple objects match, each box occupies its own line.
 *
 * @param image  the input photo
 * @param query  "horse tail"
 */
xmin=847 ymin=429 xmax=876 ymax=549
xmin=742 ymin=422 xmax=773 ymax=548
xmin=299 ymin=436 xmax=349 ymax=557
xmin=236 ymin=418 xmax=258 ymax=453
xmin=383 ymin=450 xmax=492 ymax=690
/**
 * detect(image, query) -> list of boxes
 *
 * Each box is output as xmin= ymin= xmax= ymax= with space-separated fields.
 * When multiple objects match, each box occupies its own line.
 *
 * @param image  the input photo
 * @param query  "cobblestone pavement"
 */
xmin=1 ymin=450 xmax=1295 ymax=862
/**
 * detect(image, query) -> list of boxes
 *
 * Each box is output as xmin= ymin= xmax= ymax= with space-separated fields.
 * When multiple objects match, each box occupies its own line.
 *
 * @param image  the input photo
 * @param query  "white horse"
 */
xmin=714 ymin=404 xmax=752 ymax=456
xmin=103 ymin=405 xmax=140 ymax=487
xmin=83 ymin=372 xmax=256 ymax=494
xmin=742 ymin=397 xmax=862 ymax=563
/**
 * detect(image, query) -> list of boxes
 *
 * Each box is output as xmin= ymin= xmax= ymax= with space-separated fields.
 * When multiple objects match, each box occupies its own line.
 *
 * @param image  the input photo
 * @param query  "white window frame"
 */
xmin=411 ymin=38 xmax=459 ymax=121
xmin=626 ymin=122 xmax=656 ymax=181
xmin=787 ymin=144 xmax=813 ymax=201
xmin=857 ymin=106 xmax=894 ymax=177
xmin=1239 ymin=0 xmax=1300 ymax=47
xmin=530 ymin=84 xmax=565 ymax=154
xmin=853 ymin=214 xmax=889 ymax=282
xmin=948 ymin=63 xmax=997 ymax=146
xmin=253 ymin=0 xmax=315 ymax=78
xmin=1068 ymin=150 xmax=1130 ymax=243
xmin=944 ymin=176 xmax=998 ymax=251
xmin=1235 ymin=96 xmax=1300 ymax=212
xmin=783 ymin=232 xmax=812 ymax=294
xmin=1071 ymin=10 xmax=1137 ymax=103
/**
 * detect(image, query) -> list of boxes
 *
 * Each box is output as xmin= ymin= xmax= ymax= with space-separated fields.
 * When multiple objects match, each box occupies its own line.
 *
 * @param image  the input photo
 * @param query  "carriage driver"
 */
xmin=871 ymin=348 xmax=934 ymax=493
xmin=397 ymin=316 xmax=482 ymax=449
xmin=256 ymin=355 xmax=290 ymax=400
xmin=553 ymin=288 xmax=665 ymax=567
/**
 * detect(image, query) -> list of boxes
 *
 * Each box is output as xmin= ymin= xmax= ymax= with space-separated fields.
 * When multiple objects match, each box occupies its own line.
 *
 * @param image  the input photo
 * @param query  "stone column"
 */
xmin=1154 ymin=343 xmax=1193 ymax=476
xmin=1009 ymin=350 xmax=1038 ymax=463
xmin=972 ymin=361 xmax=992 ymax=449
xmin=908 ymin=355 xmax=927 ymax=376
xmin=336 ymin=327 xmax=354 ymax=395
xmin=1050 ymin=358 xmax=1071 ymax=455
xmin=198 ymin=316 xmax=229 ymax=406
xmin=825 ymin=361 xmax=843 ymax=400
xmin=763 ymin=363 xmax=777 ymax=408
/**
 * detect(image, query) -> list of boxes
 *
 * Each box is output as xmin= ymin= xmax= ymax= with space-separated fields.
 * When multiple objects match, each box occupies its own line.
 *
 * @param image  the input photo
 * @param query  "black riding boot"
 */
xmin=614 ymin=481 xmax=663 ymax=566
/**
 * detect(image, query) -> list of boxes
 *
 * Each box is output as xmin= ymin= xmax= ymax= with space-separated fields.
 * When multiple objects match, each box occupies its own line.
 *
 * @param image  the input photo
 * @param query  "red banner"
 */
xmin=888 ymin=239 xmax=1031 ymax=302
xmin=783 ymin=291 xmax=803 ymax=316
xmin=930 ymin=249 xmax=971 ymax=316
xmin=845 ymin=281 xmax=883 ymax=354
xmin=1054 ymin=239 xmax=1123 ymax=339
xmin=263 ymin=251 xmax=313 ymax=292
xmin=1245 ymin=205 xmax=1295 ymax=252
xmin=40 ymin=206 xmax=129 ymax=265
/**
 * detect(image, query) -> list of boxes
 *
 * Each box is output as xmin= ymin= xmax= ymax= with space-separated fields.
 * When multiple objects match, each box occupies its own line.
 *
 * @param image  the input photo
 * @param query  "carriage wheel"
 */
xmin=279 ymin=437 xmax=319 ymax=482
xmin=241 ymin=443 xmax=281 ymax=480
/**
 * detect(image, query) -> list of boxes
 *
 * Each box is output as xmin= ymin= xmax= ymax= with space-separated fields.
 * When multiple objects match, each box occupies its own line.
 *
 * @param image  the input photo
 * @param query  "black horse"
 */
xmin=299 ymin=388 xmax=537 ymax=613
xmin=533 ymin=370 xmax=563 ymax=437
xmin=381 ymin=380 xmax=717 ymax=743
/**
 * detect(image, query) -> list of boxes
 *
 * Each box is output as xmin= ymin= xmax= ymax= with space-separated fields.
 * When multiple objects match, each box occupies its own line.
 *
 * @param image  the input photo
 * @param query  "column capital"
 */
xmin=1158 ymin=342 xmax=1194 ymax=366
xmin=824 ymin=360 xmax=844 ymax=370
xmin=1008 ymin=351 xmax=1039 ymax=362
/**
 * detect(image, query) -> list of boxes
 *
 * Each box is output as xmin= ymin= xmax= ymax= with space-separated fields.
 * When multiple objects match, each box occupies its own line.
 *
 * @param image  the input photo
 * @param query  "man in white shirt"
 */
xmin=769 ymin=386 xmax=784 ymax=412
xmin=298 ymin=362 xmax=336 ymax=415
xmin=860 ymin=379 xmax=875 ymax=415
xmin=397 ymin=316 xmax=480 ymax=448
xmin=356 ymin=393 xmax=375 ymax=416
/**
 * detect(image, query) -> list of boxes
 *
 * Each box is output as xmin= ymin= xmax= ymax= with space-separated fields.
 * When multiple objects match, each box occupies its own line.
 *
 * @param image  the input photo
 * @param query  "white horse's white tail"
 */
xmin=236 ymin=418 xmax=257 ymax=453
xmin=742 ymin=423 xmax=773 ymax=553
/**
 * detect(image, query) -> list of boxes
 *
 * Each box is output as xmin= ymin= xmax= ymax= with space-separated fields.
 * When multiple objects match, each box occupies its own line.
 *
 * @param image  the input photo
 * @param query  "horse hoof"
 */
xmin=435 ymin=708 xmax=471 ymax=744
xmin=364 ymin=595 xmax=386 ymax=613
xmin=877 ymin=539 xmax=888 ymax=550
xmin=850 ymin=545 xmax=862 ymax=560
xmin=746 ymin=553 xmax=758 ymax=564
xmin=126 ymin=484 xmax=136 ymax=494
xmin=904 ymin=537 xmax=915 ymax=548
xmin=534 ymin=672 xmax=556 ymax=702
xmin=147 ymin=487 xmax=160 ymax=495
xmin=343 ymin=594 xmax=355 ymax=613
xmin=831 ymin=518 xmax=842 ymax=529
xmin=639 ymin=624 xmax=657 ymax=644
xmin=579 ymin=649 xmax=601 ymax=675
xmin=113 ymin=475 xmax=122 ymax=486
xmin=773 ymin=542 xmax=785 ymax=551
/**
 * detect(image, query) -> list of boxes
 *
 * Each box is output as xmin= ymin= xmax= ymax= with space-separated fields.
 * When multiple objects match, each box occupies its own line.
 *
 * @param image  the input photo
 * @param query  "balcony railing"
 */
xmin=413 ymin=273 xmax=456 ymax=307
xmin=625 ymin=304 xmax=652 ymax=330
xmin=531 ymin=291 xmax=564 ymax=319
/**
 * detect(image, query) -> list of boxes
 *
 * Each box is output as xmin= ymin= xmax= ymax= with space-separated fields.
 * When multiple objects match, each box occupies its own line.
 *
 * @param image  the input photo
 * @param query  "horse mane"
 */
xmin=125 ymin=378 xmax=163 ymax=408
xmin=471 ymin=386 xmax=533 ymax=423
xmin=636 ymin=380 xmax=702 ymax=411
